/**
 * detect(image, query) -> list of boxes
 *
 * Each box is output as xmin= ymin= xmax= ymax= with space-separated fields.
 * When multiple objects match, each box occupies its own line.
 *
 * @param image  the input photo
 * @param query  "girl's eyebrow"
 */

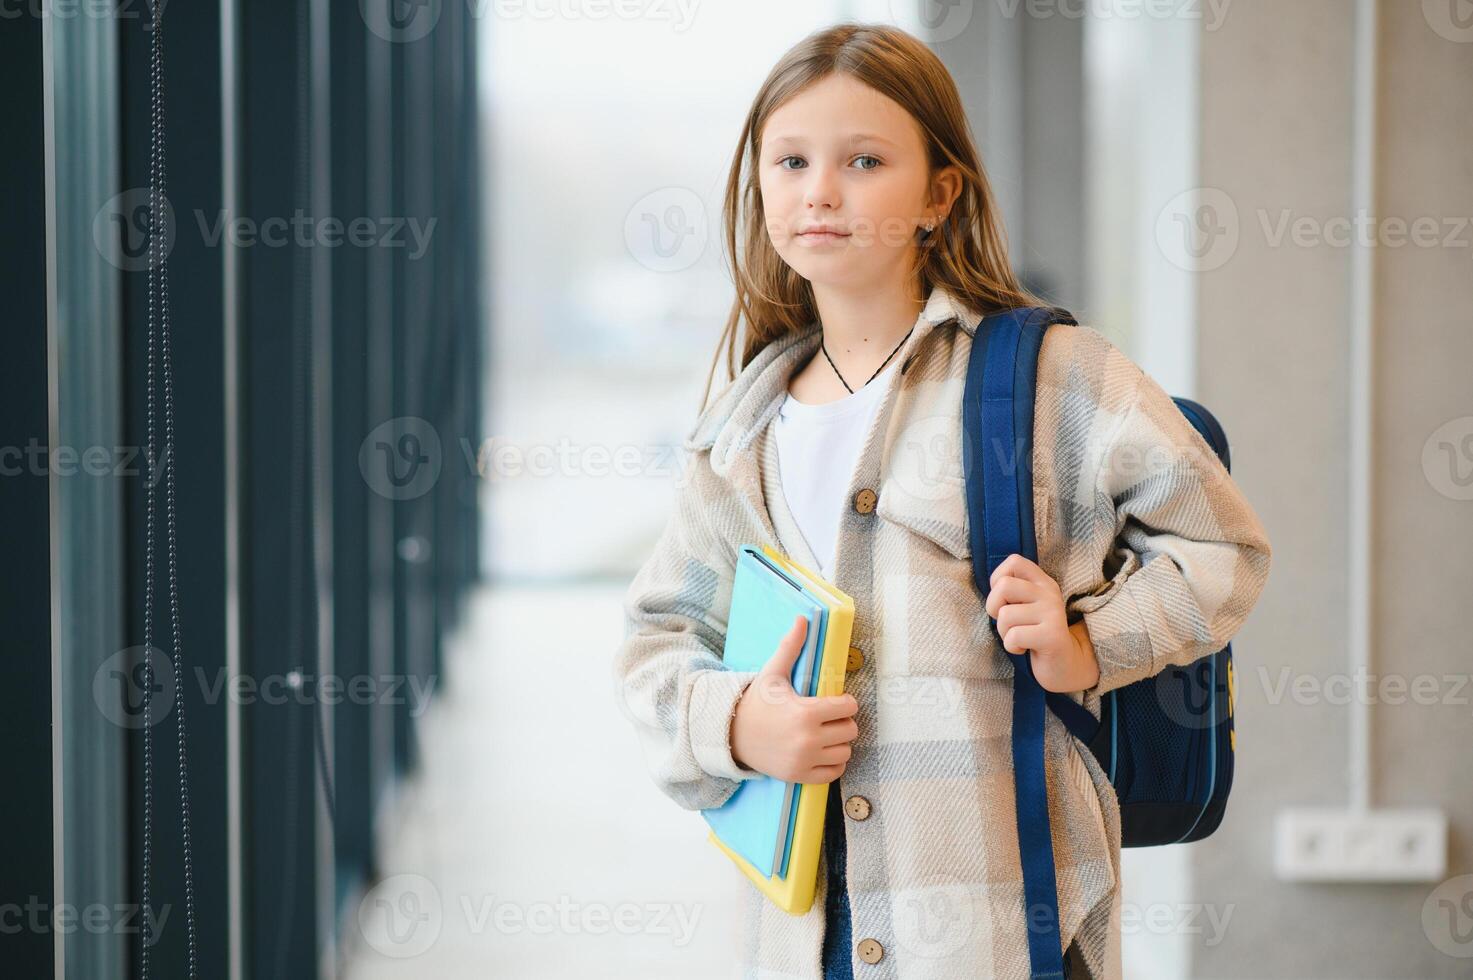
xmin=766 ymin=133 xmax=899 ymax=149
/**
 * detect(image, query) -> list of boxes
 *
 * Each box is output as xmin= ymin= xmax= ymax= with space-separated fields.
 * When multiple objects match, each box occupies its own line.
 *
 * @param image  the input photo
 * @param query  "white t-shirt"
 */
xmin=771 ymin=357 xmax=900 ymax=582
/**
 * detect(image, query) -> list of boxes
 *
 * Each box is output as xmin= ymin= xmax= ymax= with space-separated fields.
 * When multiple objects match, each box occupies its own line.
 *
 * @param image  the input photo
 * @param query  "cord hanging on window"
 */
xmin=140 ymin=1 xmax=198 ymax=977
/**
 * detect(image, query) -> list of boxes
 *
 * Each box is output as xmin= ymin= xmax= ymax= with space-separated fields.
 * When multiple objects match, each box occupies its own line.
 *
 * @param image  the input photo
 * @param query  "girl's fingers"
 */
xmin=989 ymin=553 xmax=1037 ymax=588
xmin=816 ymin=742 xmax=852 ymax=766
xmin=817 ymin=715 xmax=859 ymax=745
xmin=809 ymin=692 xmax=860 ymax=722
xmin=990 ymin=553 xmax=1053 ymax=590
xmin=807 ymin=763 xmax=845 ymax=783
xmin=996 ymin=600 xmax=1045 ymax=631
xmin=1000 ymin=623 xmax=1044 ymax=655
xmin=986 ymin=576 xmax=1037 ymax=616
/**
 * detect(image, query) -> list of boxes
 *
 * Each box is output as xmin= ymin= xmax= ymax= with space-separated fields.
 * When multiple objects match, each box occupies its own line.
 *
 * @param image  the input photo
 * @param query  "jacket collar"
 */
xmin=682 ymin=282 xmax=982 ymax=468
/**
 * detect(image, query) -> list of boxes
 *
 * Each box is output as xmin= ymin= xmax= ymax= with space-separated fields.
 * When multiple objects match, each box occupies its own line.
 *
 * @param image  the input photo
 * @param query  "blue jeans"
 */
xmin=820 ymin=779 xmax=853 ymax=980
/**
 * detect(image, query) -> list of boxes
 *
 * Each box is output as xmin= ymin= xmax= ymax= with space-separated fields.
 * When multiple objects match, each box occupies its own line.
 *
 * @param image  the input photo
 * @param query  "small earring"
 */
xmin=922 ymin=220 xmax=936 ymax=234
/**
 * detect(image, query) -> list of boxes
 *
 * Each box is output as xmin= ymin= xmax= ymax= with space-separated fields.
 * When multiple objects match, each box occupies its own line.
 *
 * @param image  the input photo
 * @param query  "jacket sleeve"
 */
xmin=1068 ymin=356 xmax=1273 ymax=699
xmin=611 ymin=449 xmax=765 ymax=811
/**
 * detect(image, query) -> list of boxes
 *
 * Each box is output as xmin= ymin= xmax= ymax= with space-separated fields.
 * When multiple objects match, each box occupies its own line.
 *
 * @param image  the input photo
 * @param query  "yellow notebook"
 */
xmin=708 ymin=544 xmax=855 ymax=916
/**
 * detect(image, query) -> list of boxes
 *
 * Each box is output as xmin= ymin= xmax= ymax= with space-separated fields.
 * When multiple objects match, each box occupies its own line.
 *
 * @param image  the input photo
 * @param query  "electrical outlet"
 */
xmin=1274 ymin=807 xmax=1446 ymax=882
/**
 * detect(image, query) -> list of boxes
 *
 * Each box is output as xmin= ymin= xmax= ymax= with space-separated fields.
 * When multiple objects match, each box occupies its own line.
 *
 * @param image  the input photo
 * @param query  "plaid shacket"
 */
xmin=612 ymin=283 xmax=1273 ymax=979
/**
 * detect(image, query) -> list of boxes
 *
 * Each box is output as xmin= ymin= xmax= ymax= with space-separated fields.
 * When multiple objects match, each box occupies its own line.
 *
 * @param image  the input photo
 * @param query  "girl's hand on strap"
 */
xmin=985 ymin=553 xmax=1101 ymax=695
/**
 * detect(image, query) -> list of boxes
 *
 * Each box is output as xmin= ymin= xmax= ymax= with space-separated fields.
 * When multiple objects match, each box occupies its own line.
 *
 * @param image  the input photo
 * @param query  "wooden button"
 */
xmin=852 ymin=488 xmax=877 ymax=514
xmin=846 ymin=646 xmax=864 ymax=672
xmin=844 ymin=795 xmax=871 ymax=821
xmin=856 ymin=938 xmax=884 ymax=964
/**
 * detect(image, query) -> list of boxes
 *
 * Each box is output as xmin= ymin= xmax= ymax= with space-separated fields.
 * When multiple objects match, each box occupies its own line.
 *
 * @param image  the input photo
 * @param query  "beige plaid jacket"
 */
xmin=612 ymin=284 xmax=1273 ymax=979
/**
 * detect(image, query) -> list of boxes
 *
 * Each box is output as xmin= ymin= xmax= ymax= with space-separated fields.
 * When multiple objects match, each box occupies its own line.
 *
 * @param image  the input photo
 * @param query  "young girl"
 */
xmin=613 ymin=22 xmax=1271 ymax=980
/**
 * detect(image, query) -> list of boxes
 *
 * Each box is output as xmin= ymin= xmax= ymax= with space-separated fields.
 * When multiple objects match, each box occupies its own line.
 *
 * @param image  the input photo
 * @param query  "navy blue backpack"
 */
xmin=962 ymin=307 xmax=1238 ymax=980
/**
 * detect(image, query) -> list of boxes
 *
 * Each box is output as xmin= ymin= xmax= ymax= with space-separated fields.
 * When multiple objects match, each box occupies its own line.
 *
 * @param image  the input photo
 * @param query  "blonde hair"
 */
xmin=699 ymin=21 xmax=1046 ymax=415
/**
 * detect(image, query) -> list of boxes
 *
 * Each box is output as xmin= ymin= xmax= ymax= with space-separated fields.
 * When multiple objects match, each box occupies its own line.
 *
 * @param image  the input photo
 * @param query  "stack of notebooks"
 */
xmin=700 ymin=544 xmax=855 ymax=916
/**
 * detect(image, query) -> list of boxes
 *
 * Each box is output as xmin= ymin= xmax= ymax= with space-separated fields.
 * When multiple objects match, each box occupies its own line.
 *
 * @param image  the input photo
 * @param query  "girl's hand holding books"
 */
xmin=986 ymin=553 xmax=1102 ymax=695
xmin=729 ymin=615 xmax=861 ymax=785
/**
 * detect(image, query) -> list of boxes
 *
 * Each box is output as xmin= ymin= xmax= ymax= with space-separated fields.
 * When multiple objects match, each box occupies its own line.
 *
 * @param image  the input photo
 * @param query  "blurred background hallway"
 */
xmin=7 ymin=1 xmax=1472 ymax=978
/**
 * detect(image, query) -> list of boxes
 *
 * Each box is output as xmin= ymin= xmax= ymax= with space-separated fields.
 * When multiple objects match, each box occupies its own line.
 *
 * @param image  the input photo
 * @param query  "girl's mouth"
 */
xmin=797 ymin=230 xmax=851 ymax=244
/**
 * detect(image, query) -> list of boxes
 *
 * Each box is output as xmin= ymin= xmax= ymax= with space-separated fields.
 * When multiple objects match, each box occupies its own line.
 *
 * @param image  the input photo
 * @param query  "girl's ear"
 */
xmin=928 ymin=163 xmax=963 ymax=219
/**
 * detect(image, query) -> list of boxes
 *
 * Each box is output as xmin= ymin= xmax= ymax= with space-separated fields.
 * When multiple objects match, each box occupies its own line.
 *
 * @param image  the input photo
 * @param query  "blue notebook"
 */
xmin=700 ymin=546 xmax=829 ymax=879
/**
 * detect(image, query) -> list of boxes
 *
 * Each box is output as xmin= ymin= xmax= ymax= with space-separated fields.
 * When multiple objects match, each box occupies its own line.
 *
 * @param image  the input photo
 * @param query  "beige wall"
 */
xmin=1196 ymin=1 xmax=1473 ymax=976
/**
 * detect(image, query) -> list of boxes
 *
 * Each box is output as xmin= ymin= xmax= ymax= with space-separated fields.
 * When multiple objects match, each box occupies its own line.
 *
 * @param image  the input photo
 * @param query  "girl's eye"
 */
xmin=774 ymin=155 xmax=882 ymax=171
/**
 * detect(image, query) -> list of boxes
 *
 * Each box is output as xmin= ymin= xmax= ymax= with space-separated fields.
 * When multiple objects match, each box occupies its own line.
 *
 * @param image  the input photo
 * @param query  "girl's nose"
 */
xmin=802 ymin=166 xmax=841 ymax=211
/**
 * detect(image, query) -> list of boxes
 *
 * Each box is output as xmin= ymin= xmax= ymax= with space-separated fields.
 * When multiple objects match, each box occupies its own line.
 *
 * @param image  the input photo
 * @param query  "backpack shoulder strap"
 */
xmin=962 ymin=305 xmax=1090 ymax=980
xmin=963 ymin=306 xmax=1100 ymax=740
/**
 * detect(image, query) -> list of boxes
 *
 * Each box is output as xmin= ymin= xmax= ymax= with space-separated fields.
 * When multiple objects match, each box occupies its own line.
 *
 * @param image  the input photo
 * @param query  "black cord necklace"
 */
xmin=820 ymin=323 xmax=916 ymax=394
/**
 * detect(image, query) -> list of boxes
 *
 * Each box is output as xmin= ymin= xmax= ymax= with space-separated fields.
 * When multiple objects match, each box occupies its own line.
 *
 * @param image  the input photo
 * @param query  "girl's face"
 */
xmin=758 ymin=73 xmax=956 ymax=290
